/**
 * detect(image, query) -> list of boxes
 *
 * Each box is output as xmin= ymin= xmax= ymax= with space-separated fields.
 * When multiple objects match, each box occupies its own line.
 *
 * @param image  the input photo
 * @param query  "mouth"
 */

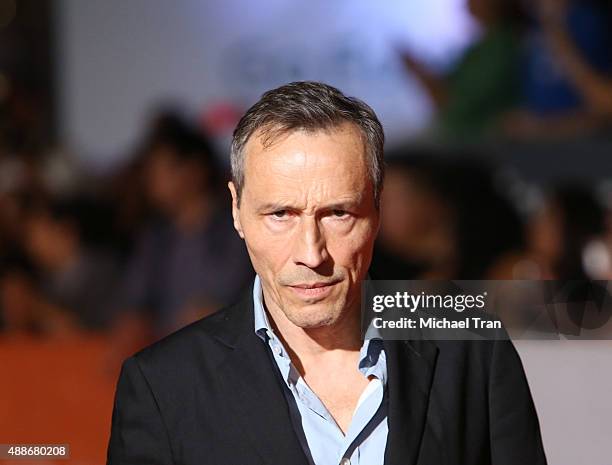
xmin=288 ymin=281 xmax=339 ymax=299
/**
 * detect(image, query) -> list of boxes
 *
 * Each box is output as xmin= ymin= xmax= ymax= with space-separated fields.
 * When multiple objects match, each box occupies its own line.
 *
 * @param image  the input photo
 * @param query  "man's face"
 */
xmin=229 ymin=122 xmax=379 ymax=329
xmin=145 ymin=147 xmax=201 ymax=214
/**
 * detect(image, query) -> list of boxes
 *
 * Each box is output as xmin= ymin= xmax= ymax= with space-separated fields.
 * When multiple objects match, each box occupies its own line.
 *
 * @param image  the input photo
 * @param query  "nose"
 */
xmin=292 ymin=215 xmax=329 ymax=269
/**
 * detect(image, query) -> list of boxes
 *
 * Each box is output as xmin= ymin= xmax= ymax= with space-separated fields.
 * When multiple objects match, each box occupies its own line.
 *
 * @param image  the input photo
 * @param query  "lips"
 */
xmin=288 ymin=281 xmax=338 ymax=299
xmin=291 ymin=282 xmax=335 ymax=289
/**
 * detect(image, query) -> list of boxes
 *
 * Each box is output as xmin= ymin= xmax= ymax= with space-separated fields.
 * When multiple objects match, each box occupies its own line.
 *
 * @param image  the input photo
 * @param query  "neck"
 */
xmin=262 ymin=288 xmax=363 ymax=374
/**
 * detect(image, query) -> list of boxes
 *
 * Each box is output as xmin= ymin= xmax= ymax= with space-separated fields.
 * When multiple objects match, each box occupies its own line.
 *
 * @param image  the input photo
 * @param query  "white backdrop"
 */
xmin=56 ymin=0 xmax=475 ymax=169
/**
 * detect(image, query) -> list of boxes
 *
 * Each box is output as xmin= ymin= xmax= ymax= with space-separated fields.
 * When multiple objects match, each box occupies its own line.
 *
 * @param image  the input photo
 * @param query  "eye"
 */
xmin=332 ymin=209 xmax=348 ymax=218
xmin=271 ymin=210 xmax=288 ymax=218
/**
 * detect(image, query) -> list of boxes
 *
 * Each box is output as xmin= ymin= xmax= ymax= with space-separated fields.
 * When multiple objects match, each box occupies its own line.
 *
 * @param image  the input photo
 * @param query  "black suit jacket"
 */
xmin=107 ymin=291 xmax=547 ymax=465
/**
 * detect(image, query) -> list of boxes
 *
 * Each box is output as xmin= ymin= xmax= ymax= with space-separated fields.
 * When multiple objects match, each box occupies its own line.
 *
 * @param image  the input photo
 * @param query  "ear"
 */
xmin=228 ymin=181 xmax=244 ymax=239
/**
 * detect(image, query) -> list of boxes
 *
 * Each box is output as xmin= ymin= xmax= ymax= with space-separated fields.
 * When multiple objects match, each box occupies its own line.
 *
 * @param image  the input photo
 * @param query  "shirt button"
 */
xmin=339 ymin=458 xmax=351 ymax=465
xmin=273 ymin=345 xmax=282 ymax=355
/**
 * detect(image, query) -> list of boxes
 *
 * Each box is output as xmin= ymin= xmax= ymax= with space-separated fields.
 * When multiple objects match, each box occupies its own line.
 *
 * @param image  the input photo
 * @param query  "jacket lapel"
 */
xmin=383 ymin=338 xmax=439 ymax=465
xmin=214 ymin=294 xmax=311 ymax=465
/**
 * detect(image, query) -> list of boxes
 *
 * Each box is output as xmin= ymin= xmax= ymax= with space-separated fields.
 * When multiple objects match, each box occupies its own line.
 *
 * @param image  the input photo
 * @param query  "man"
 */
xmin=107 ymin=82 xmax=547 ymax=465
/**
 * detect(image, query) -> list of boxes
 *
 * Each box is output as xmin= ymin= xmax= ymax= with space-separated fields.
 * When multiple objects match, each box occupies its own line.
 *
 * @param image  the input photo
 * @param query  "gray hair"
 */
xmin=230 ymin=81 xmax=385 ymax=208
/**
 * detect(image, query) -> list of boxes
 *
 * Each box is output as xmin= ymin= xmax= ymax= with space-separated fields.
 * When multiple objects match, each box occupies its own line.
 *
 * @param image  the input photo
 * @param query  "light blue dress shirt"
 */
xmin=252 ymin=275 xmax=389 ymax=465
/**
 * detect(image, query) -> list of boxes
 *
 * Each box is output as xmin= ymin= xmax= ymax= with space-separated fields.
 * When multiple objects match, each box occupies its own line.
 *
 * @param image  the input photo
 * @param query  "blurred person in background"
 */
xmin=446 ymin=158 xmax=525 ymax=278
xmin=371 ymin=154 xmax=457 ymax=279
xmin=22 ymin=195 xmax=120 ymax=331
xmin=373 ymin=150 xmax=525 ymax=280
xmin=103 ymin=111 xmax=181 ymax=260
xmin=535 ymin=0 xmax=612 ymax=118
xmin=0 ymin=252 xmax=50 ymax=335
xmin=503 ymin=0 xmax=612 ymax=138
xmin=0 ymin=148 xmax=48 ymax=251
xmin=400 ymin=0 xmax=525 ymax=142
xmin=0 ymin=250 xmax=77 ymax=337
xmin=528 ymin=184 xmax=606 ymax=279
xmin=490 ymin=183 xmax=607 ymax=279
xmin=112 ymin=112 xmax=253 ymax=354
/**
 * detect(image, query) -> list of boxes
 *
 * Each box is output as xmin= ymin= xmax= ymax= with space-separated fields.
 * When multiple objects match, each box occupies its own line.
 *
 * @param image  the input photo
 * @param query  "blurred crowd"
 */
xmin=1 ymin=0 xmax=612 ymax=354
xmin=0 ymin=107 xmax=254 ymax=357
xmin=400 ymin=0 xmax=612 ymax=142
xmin=371 ymin=152 xmax=612 ymax=282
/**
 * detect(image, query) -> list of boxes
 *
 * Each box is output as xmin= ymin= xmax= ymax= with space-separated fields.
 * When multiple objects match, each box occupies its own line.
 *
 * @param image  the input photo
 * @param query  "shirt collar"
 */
xmin=253 ymin=275 xmax=274 ymax=342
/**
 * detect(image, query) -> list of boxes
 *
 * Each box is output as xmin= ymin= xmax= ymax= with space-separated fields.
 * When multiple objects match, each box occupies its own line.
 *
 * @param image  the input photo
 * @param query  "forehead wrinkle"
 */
xmin=242 ymin=123 xmax=370 ymax=212
xmin=252 ymin=177 xmax=367 ymax=216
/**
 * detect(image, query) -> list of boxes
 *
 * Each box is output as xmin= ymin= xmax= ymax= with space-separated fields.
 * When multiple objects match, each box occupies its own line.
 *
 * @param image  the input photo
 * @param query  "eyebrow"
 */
xmin=254 ymin=197 xmax=364 ymax=214
xmin=255 ymin=202 xmax=295 ymax=214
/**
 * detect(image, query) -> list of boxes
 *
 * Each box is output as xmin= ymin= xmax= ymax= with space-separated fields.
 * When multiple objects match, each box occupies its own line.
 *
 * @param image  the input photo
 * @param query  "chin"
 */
xmin=284 ymin=301 xmax=343 ymax=329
